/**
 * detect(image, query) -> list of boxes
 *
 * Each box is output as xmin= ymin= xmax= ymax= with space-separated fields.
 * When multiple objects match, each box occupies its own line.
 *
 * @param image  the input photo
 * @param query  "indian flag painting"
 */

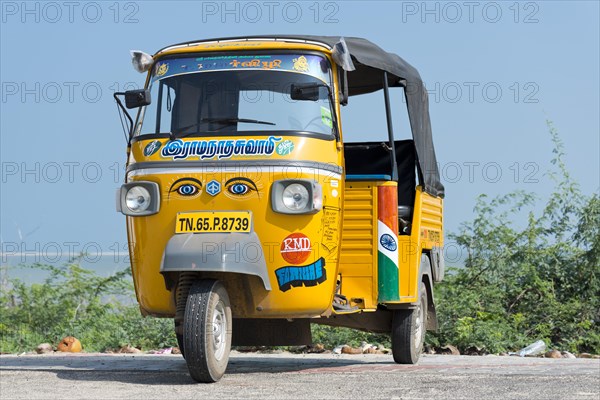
xmin=377 ymin=219 xmax=400 ymax=302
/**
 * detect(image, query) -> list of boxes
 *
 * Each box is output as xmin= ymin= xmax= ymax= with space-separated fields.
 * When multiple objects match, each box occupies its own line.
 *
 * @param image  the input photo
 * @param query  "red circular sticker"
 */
xmin=280 ymin=233 xmax=312 ymax=265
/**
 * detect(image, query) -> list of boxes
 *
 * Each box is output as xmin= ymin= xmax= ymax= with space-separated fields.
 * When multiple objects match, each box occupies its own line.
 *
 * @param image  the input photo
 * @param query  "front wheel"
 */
xmin=183 ymin=280 xmax=232 ymax=383
xmin=391 ymin=282 xmax=428 ymax=364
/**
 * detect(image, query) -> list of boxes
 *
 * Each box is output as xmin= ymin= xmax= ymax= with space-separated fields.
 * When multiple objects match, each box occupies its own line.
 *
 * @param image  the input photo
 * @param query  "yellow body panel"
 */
xmin=338 ymin=181 xmax=378 ymax=310
xmin=338 ymin=184 xmax=444 ymax=306
xmin=397 ymin=188 xmax=444 ymax=302
xmin=127 ymin=135 xmax=343 ymax=317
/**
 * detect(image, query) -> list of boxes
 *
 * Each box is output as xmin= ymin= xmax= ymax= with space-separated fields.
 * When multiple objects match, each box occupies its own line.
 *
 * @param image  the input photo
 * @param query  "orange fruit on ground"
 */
xmin=57 ymin=336 xmax=82 ymax=353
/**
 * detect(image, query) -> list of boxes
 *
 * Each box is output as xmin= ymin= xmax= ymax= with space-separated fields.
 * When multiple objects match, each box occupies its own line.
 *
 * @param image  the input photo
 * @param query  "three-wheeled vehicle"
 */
xmin=115 ymin=35 xmax=445 ymax=383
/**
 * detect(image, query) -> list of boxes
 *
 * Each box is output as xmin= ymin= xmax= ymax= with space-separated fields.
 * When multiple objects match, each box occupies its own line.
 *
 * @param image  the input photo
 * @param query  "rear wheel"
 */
xmin=391 ymin=282 xmax=428 ymax=364
xmin=183 ymin=280 xmax=232 ymax=383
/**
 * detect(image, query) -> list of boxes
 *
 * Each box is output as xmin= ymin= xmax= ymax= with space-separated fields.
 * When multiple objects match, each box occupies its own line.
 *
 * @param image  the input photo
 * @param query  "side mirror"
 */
xmin=124 ymin=89 xmax=151 ymax=109
xmin=290 ymin=83 xmax=326 ymax=101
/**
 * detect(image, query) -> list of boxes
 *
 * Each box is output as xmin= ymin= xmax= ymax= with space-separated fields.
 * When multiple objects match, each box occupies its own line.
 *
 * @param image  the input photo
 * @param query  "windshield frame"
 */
xmin=132 ymin=50 xmax=337 ymax=143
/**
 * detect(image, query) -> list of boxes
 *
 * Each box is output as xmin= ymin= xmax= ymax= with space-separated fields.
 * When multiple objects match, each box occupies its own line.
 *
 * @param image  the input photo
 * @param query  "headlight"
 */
xmin=125 ymin=186 xmax=151 ymax=212
xmin=118 ymin=181 xmax=160 ymax=216
xmin=271 ymin=180 xmax=322 ymax=215
xmin=282 ymin=183 xmax=309 ymax=211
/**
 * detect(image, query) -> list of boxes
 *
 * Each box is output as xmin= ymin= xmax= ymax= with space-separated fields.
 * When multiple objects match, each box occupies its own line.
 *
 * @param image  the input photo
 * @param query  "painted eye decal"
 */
xmin=177 ymin=184 xmax=199 ymax=196
xmin=225 ymin=177 xmax=258 ymax=198
xmin=168 ymin=178 xmax=202 ymax=198
xmin=229 ymin=183 xmax=249 ymax=195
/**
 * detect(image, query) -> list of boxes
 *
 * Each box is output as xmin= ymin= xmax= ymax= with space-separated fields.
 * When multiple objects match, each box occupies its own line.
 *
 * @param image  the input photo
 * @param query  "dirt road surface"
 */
xmin=1 ymin=352 xmax=599 ymax=399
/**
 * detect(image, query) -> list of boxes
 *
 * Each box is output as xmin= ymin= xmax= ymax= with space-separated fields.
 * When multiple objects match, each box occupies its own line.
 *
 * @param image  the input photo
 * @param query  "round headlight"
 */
xmin=125 ymin=186 xmax=151 ymax=212
xmin=282 ymin=183 xmax=309 ymax=211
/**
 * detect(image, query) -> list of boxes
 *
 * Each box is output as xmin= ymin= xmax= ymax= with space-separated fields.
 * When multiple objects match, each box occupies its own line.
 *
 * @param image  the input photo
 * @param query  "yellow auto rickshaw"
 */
xmin=114 ymin=35 xmax=445 ymax=383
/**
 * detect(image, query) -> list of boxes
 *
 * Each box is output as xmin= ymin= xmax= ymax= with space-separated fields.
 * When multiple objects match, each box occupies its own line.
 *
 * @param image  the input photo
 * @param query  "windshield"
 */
xmin=136 ymin=53 xmax=334 ymax=137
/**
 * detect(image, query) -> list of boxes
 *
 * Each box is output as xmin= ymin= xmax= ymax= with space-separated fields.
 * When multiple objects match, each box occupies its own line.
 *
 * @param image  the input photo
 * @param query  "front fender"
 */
xmin=160 ymin=232 xmax=271 ymax=291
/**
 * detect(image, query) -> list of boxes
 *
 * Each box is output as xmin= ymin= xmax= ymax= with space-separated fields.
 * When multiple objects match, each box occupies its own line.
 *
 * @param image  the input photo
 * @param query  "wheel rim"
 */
xmin=212 ymin=300 xmax=227 ymax=361
xmin=414 ymin=299 xmax=424 ymax=350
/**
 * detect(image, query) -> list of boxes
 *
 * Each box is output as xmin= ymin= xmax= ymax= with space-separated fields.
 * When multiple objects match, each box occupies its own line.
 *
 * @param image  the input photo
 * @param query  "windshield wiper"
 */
xmin=170 ymin=118 xmax=276 ymax=139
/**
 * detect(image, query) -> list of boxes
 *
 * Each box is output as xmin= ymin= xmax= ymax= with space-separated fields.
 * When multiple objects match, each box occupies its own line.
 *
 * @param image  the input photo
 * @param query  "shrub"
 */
xmin=430 ymin=121 xmax=600 ymax=353
xmin=0 ymin=259 xmax=176 ymax=353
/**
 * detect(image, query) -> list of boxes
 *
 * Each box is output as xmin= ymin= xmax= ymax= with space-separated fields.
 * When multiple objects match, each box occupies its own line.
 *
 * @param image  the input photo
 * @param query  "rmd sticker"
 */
xmin=280 ymin=233 xmax=311 ymax=264
xmin=275 ymin=258 xmax=326 ymax=292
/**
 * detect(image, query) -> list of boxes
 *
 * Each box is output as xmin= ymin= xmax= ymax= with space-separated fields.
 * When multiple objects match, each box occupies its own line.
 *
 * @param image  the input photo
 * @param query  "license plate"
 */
xmin=175 ymin=211 xmax=252 ymax=233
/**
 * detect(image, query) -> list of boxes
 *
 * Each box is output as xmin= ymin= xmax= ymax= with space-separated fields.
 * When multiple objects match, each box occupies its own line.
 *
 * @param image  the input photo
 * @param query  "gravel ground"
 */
xmin=1 ymin=352 xmax=599 ymax=399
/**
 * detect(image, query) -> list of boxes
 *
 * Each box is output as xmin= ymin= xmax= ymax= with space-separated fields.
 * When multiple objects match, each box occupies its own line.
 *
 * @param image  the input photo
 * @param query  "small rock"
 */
xmin=499 ymin=352 xmax=509 ymax=356
xmin=172 ymin=347 xmax=181 ymax=355
xmin=423 ymin=345 xmax=436 ymax=355
xmin=57 ymin=336 xmax=82 ymax=353
xmin=360 ymin=341 xmax=378 ymax=354
xmin=117 ymin=345 xmax=142 ymax=354
xmin=341 ymin=345 xmax=362 ymax=354
xmin=307 ymin=343 xmax=325 ymax=353
xmin=360 ymin=341 xmax=373 ymax=353
xmin=332 ymin=345 xmax=344 ymax=354
xmin=287 ymin=346 xmax=307 ymax=354
xmin=153 ymin=347 xmax=172 ymax=355
xmin=561 ymin=351 xmax=576 ymax=359
xmin=464 ymin=346 xmax=483 ymax=356
xmin=578 ymin=353 xmax=593 ymax=358
xmin=35 ymin=343 xmax=53 ymax=354
xmin=545 ymin=350 xmax=562 ymax=359
xmin=438 ymin=345 xmax=460 ymax=356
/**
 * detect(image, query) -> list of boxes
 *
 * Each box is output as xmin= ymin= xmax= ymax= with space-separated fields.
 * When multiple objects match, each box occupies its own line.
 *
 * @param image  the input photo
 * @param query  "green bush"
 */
xmin=430 ymin=121 xmax=600 ymax=354
xmin=0 ymin=260 xmax=176 ymax=353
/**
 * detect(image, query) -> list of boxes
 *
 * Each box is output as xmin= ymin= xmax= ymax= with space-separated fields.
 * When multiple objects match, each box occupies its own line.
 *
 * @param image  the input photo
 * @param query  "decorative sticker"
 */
xmin=224 ymin=177 xmax=260 ymax=199
xmin=276 ymin=140 xmax=294 ymax=156
xmin=321 ymin=208 xmax=340 ymax=262
xmin=151 ymin=54 xmax=330 ymax=85
xmin=229 ymin=58 xmax=282 ymax=69
xmin=280 ymin=233 xmax=311 ymax=265
xmin=380 ymin=233 xmax=398 ymax=252
xmin=155 ymin=62 xmax=169 ymax=77
xmin=421 ymin=228 xmax=442 ymax=243
xmin=293 ymin=55 xmax=309 ymax=72
xmin=206 ymin=180 xmax=221 ymax=196
xmin=320 ymin=106 xmax=333 ymax=128
xmin=168 ymin=177 xmax=202 ymax=199
xmin=143 ymin=140 xmax=162 ymax=157
xmin=275 ymin=258 xmax=326 ymax=292
xmin=378 ymin=220 xmax=399 ymax=269
xmin=160 ymin=137 xmax=281 ymax=160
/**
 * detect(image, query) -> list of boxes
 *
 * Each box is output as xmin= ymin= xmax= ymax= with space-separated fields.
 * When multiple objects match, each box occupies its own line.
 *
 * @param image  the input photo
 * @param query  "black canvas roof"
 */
xmin=157 ymin=35 xmax=444 ymax=198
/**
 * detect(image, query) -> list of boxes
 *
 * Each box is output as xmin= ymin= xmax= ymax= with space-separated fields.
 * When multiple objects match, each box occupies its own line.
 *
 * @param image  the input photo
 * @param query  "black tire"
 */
xmin=391 ymin=281 xmax=428 ymax=364
xmin=183 ymin=280 xmax=232 ymax=383
xmin=175 ymin=331 xmax=185 ymax=359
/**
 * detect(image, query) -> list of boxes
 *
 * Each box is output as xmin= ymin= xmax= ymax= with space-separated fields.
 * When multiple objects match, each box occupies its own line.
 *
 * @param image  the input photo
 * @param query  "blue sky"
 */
xmin=1 ymin=1 xmax=599 ymax=269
